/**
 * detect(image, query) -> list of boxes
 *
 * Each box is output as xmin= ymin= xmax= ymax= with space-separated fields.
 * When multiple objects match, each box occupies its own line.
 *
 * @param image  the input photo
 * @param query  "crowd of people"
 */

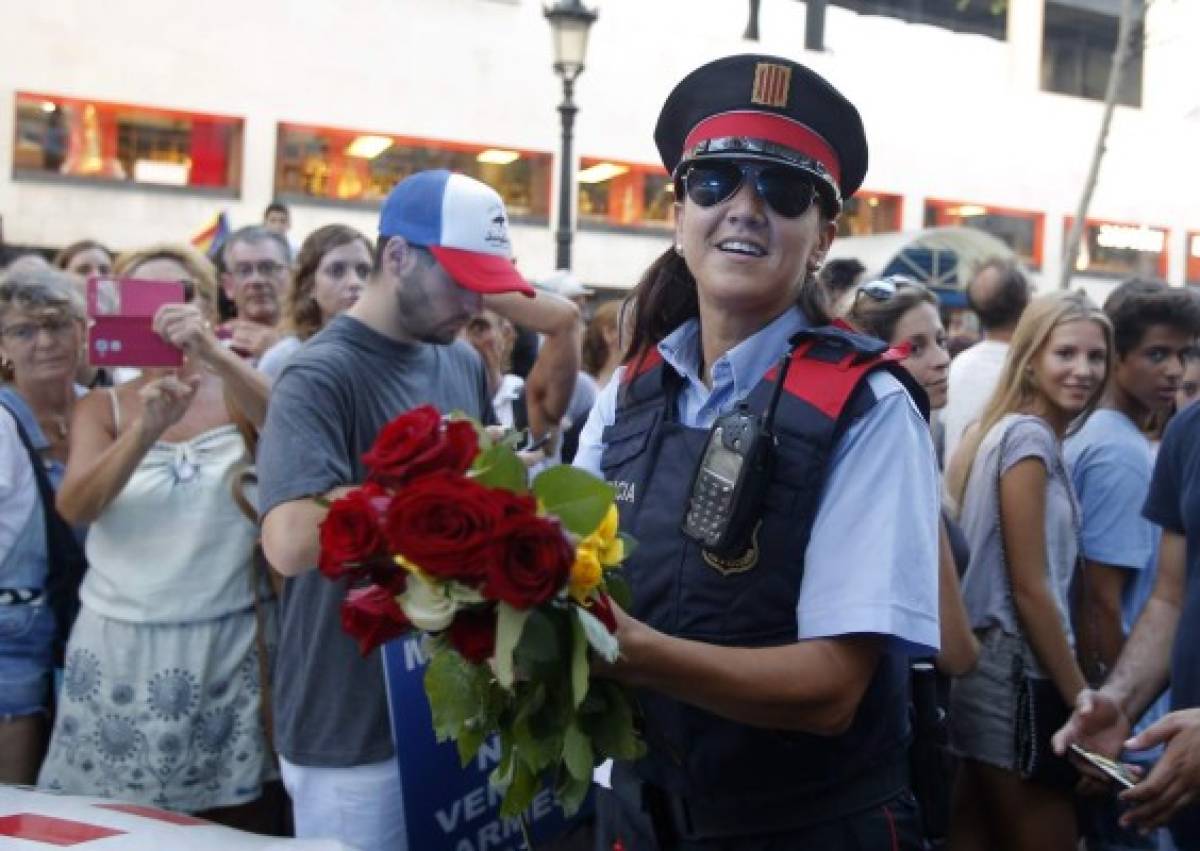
xmin=2 ymin=52 xmax=1200 ymax=851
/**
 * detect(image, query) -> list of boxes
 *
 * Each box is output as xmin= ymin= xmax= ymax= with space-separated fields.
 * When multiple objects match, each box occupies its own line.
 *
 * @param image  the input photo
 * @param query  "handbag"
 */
xmin=993 ymin=421 xmax=1079 ymax=789
xmin=0 ymin=400 xmax=88 ymax=667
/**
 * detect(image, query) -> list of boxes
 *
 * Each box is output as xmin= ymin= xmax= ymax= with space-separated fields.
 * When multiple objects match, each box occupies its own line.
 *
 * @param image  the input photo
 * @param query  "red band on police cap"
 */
xmin=682 ymin=111 xmax=841 ymax=186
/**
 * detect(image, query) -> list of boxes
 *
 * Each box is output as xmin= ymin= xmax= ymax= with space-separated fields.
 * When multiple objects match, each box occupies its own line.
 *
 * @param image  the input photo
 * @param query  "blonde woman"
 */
xmin=946 ymin=291 xmax=1113 ymax=851
xmin=39 ymin=245 xmax=278 ymax=828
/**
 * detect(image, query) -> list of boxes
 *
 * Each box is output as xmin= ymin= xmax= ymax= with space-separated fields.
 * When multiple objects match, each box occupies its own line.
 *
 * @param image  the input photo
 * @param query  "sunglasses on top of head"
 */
xmin=854 ymin=275 xmax=921 ymax=304
xmin=677 ymin=159 xmax=819 ymax=219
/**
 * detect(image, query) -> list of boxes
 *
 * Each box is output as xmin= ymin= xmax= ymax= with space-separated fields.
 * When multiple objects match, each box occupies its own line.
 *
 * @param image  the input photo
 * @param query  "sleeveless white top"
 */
xmin=79 ymin=392 xmax=260 ymax=623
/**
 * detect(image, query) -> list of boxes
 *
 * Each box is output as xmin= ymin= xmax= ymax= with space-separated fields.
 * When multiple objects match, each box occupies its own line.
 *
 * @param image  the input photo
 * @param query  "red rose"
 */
xmin=363 ymin=406 xmax=479 ymax=487
xmin=493 ymin=488 xmax=538 ymax=518
xmin=384 ymin=473 xmax=500 ymax=583
xmin=318 ymin=486 xmax=387 ymax=580
xmin=341 ymin=584 xmax=411 ymax=656
xmin=448 ymin=606 xmax=498 ymax=664
xmin=487 ymin=514 xmax=573 ymax=609
xmin=588 ymin=593 xmax=619 ymax=634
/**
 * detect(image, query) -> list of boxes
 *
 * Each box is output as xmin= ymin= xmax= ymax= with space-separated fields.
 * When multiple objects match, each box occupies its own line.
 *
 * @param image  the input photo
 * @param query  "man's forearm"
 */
xmin=261 ymin=486 xmax=354 ymax=577
xmin=1104 ymin=595 xmax=1178 ymax=722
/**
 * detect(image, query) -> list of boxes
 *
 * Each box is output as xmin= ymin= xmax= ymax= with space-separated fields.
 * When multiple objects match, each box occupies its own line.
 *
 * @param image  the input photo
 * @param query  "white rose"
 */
xmin=398 ymin=574 xmax=457 ymax=632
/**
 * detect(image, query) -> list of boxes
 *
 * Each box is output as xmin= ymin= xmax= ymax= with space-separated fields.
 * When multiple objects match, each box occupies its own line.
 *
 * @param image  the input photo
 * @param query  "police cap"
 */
xmin=655 ymin=54 xmax=868 ymax=214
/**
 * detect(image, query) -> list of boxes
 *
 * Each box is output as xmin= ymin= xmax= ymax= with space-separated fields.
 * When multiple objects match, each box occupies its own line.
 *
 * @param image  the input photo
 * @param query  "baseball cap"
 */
xmin=379 ymin=170 xmax=534 ymax=297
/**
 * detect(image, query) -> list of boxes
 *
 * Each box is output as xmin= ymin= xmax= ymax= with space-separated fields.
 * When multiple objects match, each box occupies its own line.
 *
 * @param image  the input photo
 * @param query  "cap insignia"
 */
xmin=751 ymin=63 xmax=791 ymax=109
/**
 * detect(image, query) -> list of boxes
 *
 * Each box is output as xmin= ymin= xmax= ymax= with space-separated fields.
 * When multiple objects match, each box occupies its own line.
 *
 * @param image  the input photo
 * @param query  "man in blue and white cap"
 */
xmin=257 ymin=170 xmax=578 ymax=850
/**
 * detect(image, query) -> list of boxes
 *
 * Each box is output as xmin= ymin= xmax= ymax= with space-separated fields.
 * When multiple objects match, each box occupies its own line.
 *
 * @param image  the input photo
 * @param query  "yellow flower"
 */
xmin=569 ymin=544 xmax=603 ymax=603
xmin=582 ymin=504 xmax=624 ymax=567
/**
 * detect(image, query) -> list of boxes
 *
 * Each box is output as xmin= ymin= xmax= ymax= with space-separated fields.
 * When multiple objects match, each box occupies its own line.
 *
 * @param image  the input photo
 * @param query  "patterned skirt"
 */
xmin=38 ymin=602 xmax=277 ymax=813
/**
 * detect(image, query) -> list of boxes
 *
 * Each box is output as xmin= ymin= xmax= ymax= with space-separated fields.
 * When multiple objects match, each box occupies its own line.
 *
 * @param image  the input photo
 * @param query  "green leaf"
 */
xmin=499 ymin=758 xmax=538 ymax=819
xmin=511 ymin=683 xmax=561 ymax=773
xmin=556 ymin=768 xmax=592 ymax=817
xmin=617 ymin=531 xmax=638 ymax=560
xmin=569 ymin=612 xmax=589 ymax=708
xmin=489 ymin=731 xmax=516 ymax=789
xmin=455 ymin=724 xmax=487 ymax=767
xmin=583 ymin=681 xmax=645 ymax=761
xmin=604 ymin=572 xmax=633 ymax=612
xmin=424 ymin=650 xmax=487 ymax=742
xmin=575 ymin=605 xmax=620 ymax=663
xmin=471 ymin=443 xmax=529 ymax=493
xmin=532 ymin=465 xmax=614 ymax=537
xmin=562 ymin=722 xmax=593 ymax=782
xmin=494 ymin=603 xmax=531 ymax=690
xmin=514 ymin=608 xmax=562 ymax=667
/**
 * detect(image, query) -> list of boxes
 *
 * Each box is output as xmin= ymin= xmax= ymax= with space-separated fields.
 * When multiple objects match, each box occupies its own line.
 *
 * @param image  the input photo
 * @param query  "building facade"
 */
xmin=2 ymin=0 xmax=1197 ymax=294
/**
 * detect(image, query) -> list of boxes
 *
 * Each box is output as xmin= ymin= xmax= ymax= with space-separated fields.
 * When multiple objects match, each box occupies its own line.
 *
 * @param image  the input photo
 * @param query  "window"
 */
xmin=275 ymin=123 xmax=551 ymax=218
xmin=830 ymin=0 xmax=1007 ymax=39
xmin=1042 ymin=1 xmax=1142 ymax=107
xmin=1066 ymin=219 xmax=1167 ymax=278
xmin=925 ymin=199 xmax=1045 ymax=267
xmin=13 ymin=92 xmax=242 ymax=190
xmin=837 ymin=191 xmax=902 ymax=238
xmin=577 ymin=159 xmax=673 ymax=230
xmin=1187 ymin=233 xmax=1200 ymax=285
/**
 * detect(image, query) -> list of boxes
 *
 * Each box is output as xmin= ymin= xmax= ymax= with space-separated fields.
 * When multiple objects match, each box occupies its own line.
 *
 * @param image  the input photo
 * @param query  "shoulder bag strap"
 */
xmin=0 ymin=400 xmax=87 ymax=664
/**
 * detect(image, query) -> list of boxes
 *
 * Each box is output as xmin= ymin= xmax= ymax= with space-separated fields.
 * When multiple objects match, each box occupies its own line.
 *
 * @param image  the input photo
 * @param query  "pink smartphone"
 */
xmin=87 ymin=277 xmax=185 ymax=368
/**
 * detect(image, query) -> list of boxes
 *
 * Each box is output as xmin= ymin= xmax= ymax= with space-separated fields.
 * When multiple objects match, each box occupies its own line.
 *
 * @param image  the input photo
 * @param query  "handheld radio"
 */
xmin=681 ymin=346 xmax=796 ymax=558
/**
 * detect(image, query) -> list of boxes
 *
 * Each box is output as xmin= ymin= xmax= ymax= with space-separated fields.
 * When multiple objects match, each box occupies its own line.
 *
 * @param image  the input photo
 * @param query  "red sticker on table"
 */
xmin=0 ymin=813 xmax=125 ymax=845
xmin=93 ymin=803 xmax=206 ymax=826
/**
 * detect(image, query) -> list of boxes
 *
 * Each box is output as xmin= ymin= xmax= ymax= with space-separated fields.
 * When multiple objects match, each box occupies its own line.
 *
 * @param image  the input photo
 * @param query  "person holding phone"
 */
xmin=38 ymin=244 xmax=280 ymax=829
xmin=1054 ymin=381 xmax=1200 ymax=845
xmin=573 ymin=55 xmax=940 ymax=849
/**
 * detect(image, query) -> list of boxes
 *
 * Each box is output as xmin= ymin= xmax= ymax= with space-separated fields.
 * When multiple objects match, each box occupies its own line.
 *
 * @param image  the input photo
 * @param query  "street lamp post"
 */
xmin=544 ymin=0 xmax=597 ymax=272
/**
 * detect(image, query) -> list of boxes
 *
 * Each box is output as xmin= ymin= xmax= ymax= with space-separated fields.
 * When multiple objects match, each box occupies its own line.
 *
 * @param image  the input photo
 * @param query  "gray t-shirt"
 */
xmin=258 ymin=314 xmax=492 ymax=767
xmin=958 ymin=414 xmax=1080 ymax=672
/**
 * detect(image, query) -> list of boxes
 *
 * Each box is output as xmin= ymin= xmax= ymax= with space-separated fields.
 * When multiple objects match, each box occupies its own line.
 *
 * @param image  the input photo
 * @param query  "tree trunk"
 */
xmin=745 ymin=0 xmax=761 ymax=40
xmin=1059 ymin=0 xmax=1145 ymax=289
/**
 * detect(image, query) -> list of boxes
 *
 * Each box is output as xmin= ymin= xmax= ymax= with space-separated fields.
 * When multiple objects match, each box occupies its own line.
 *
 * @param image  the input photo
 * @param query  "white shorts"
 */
xmin=279 ymin=755 xmax=406 ymax=851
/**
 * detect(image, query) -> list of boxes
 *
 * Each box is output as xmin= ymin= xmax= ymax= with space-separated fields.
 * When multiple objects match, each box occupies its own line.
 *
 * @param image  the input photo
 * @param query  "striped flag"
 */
xmin=751 ymin=62 xmax=792 ymax=108
xmin=190 ymin=211 xmax=230 ymax=259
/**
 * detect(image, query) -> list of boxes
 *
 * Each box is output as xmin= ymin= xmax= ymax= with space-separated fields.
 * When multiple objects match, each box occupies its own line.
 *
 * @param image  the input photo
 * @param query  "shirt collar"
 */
xmin=657 ymin=306 xmax=812 ymax=399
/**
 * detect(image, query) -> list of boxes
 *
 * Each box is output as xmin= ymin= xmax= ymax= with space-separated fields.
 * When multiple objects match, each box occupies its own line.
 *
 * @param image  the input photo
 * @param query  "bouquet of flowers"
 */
xmin=317 ymin=405 xmax=643 ymax=817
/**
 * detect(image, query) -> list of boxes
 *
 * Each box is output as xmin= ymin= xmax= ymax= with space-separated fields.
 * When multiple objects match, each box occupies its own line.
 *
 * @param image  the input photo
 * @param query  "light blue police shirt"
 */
xmin=574 ymin=307 xmax=940 ymax=655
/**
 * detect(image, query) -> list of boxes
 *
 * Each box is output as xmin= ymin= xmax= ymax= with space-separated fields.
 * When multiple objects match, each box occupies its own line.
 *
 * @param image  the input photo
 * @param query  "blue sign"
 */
xmin=382 ymin=636 xmax=587 ymax=851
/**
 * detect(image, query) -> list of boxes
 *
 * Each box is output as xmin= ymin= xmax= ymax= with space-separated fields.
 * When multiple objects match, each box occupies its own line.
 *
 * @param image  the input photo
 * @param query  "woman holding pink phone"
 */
xmin=38 ymin=244 xmax=282 ymax=830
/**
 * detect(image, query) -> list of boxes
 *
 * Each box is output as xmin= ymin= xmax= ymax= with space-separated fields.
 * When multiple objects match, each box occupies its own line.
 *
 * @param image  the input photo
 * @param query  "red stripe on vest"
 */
xmin=765 ymin=340 xmax=895 ymax=420
xmin=622 ymin=347 xmax=664 ymax=384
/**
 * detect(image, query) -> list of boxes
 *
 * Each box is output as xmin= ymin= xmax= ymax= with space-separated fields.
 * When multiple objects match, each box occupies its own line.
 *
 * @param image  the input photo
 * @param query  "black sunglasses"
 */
xmin=679 ymin=160 xmax=818 ymax=218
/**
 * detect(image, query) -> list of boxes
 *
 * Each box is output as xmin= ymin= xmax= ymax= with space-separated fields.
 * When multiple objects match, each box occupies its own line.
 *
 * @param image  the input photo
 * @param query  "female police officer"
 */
xmin=574 ymin=55 xmax=942 ymax=850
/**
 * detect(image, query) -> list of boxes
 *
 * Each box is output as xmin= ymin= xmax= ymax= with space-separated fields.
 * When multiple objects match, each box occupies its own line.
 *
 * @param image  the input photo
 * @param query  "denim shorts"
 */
xmin=0 ymin=600 xmax=56 ymax=718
